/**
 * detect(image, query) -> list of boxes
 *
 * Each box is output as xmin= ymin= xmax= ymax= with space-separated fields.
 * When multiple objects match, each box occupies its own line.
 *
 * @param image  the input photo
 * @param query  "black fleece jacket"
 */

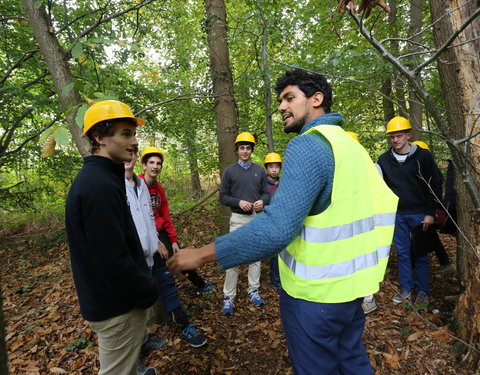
xmin=377 ymin=146 xmax=441 ymax=216
xmin=65 ymin=156 xmax=157 ymax=322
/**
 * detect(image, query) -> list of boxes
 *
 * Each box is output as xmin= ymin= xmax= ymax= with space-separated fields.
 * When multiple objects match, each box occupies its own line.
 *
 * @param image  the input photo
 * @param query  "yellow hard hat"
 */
xmin=141 ymin=147 xmax=164 ymax=163
xmin=386 ymin=116 xmax=412 ymax=133
xmin=346 ymin=131 xmax=360 ymax=143
xmin=83 ymin=100 xmax=145 ymax=136
xmin=235 ymin=132 xmax=256 ymax=145
xmin=264 ymin=152 xmax=282 ymax=165
xmin=413 ymin=141 xmax=430 ymax=150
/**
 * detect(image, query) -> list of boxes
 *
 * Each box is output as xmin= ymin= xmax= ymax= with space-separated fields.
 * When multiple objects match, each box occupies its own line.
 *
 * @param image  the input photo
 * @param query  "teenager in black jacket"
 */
xmin=66 ymin=100 xmax=158 ymax=375
xmin=378 ymin=116 xmax=442 ymax=306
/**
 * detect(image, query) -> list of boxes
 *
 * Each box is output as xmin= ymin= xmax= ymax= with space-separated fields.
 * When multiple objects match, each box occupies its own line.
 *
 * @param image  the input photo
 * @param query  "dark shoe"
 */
xmin=137 ymin=360 xmax=157 ymax=375
xmin=436 ymin=264 xmax=455 ymax=275
xmin=182 ymin=323 xmax=207 ymax=347
xmin=197 ymin=281 xmax=215 ymax=295
xmin=415 ymin=291 xmax=429 ymax=305
xmin=392 ymin=289 xmax=411 ymax=304
xmin=141 ymin=337 xmax=167 ymax=355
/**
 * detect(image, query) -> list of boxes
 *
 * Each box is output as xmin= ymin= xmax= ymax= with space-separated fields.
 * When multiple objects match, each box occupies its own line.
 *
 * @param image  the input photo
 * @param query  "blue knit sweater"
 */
xmin=215 ymin=113 xmax=343 ymax=269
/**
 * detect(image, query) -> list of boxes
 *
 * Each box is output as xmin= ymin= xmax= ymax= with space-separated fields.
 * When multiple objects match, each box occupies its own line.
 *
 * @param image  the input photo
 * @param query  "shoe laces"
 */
xmin=224 ymin=298 xmax=233 ymax=308
xmin=184 ymin=324 xmax=198 ymax=338
xmin=249 ymin=290 xmax=261 ymax=301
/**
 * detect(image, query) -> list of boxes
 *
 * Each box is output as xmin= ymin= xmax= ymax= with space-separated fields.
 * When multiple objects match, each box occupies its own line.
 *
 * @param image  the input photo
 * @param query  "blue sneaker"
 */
xmin=248 ymin=289 xmax=265 ymax=306
xmin=223 ymin=297 xmax=235 ymax=315
xmin=182 ymin=323 xmax=207 ymax=347
xmin=197 ymin=282 xmax=214 ymax=295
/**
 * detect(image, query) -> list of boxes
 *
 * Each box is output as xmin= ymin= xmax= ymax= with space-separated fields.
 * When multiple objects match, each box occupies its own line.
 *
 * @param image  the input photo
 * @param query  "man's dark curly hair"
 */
xmin=275 ymin=68 xmax=333 ymax=113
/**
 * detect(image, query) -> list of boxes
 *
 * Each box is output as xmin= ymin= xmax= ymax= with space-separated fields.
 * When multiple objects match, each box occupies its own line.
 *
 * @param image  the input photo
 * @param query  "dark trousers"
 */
xmin=155 ymin=230 xmax=205 ymax=289
xmin=280 ymin=291 xmax=373 ymax=375
xmin=269 ymin=256 xmax=281 ymax=288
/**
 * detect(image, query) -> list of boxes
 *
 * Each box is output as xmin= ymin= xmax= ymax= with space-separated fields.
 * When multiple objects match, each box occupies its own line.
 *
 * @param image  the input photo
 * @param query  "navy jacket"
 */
xmin=65 ymin=156 xmax=157 ymax=322
xmin=377 ymin=146 xmax=441 ymax=216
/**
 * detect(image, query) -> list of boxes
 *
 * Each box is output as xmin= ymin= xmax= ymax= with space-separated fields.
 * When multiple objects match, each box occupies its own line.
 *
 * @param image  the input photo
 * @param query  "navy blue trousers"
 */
xmin=280 ymin=291 xmax=373 ymax=375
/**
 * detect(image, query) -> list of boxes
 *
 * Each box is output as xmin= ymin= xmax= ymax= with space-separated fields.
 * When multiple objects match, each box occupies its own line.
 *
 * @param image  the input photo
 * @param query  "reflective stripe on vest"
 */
xmin=300 ymin=212 xmax=396 ymax=243
xmin=280 ymin=245 xmax=391 ymax=280
xmin=279 ymin=125 xmax=398 ymax=303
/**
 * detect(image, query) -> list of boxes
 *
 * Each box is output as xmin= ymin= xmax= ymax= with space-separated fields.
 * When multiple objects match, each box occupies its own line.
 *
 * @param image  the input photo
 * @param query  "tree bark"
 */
xmin=184 ymin=136 xmax=203 ymax=200
xmin=0 ymin=277 xmax=8 ymax=375
xmin=429 ymin=0 xmax=480 ymax=369
xmin=21 ymin=0 xmax=89 ymax=156
xmin=407 ymin=0 xmax=424 ymax=140
xmin=261 ymin=22 xmax=274 ymax=152
xmin=204 ymin=0 xmax=238 ymax=234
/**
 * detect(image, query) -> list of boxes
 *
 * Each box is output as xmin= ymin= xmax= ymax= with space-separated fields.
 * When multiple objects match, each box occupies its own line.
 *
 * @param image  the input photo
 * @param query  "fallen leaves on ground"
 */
xmin=0 ymin=209 xmax=471 ymax=374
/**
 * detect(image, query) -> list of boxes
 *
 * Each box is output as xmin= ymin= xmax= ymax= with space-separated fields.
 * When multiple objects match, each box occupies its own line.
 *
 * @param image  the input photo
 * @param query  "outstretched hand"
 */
xmin=167 ymin=243 xmax=217 ymax=276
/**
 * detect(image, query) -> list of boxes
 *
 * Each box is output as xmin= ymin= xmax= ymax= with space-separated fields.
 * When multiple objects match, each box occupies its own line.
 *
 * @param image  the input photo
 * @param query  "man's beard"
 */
xmin=284 ymin=114 xmax=308 ymax=134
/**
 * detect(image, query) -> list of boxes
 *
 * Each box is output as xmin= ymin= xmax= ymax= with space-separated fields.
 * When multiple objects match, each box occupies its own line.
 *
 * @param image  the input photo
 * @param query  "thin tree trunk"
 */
xmin=407 ymin=0 xmax=424 ymax=140
xmin=204 ymin=0 xmax=238 ymax=234
xmin=184 ymin=136 xmax=203 ymax=200
xmin=261 ymin=22 xmax=274 ymax=152
xmin=21 ymin=0 xmax=89 ymax=156
xmin=0 ymin=277 xmax=8 ymax=375
xmin=430 ymin=0 xmax=480 ymax=369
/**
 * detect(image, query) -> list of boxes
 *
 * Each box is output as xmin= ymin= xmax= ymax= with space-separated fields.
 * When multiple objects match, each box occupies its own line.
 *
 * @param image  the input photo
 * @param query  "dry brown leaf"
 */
xmin=49 ymin=368 xmax=67 ymax=373
xmin=407 ymin=330 xmax=424 ymax=341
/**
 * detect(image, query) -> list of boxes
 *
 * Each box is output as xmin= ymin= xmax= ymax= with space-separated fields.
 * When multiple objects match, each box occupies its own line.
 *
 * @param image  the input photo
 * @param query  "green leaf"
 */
xmin=54 ymin=127 xmax=71 ymax=147
xmin=61 ymin=82 xmax=75 ymax=96
xmin=71 ymin=42 xmax=83 ymax=58
xmin=75 ymin=104 xmax=88 ymax=127
xmin=34 ymin=0 xmax=43 ymax=8
xmin=38 ymin=124 xmax=58 ymax=144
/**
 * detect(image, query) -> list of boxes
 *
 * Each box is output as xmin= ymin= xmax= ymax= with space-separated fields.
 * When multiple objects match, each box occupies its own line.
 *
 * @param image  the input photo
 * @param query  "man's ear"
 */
xmin=406 ymin=132 xmax=413 ymax=140
xmin=311 ymin=92 xmax=324 ymax=109
xmin=94 ymin=134 xmax=106 ymax=146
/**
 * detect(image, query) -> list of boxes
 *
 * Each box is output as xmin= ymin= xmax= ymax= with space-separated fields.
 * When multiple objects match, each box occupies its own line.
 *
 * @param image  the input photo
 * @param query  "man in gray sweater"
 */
xmin=219 ymin=132 xmax=270 ymax=314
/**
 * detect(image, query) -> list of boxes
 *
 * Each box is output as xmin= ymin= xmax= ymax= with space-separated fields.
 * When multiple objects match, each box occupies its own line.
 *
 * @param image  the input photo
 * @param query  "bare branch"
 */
xmin=74 ymin=0 xmax=159 ymax=43
xmin=0 ymin=50 xmax=39 ymax=86
xmin=414 ymin=6 xmax=480 ymax=74
xmin=135 ymin=93 xmax=220 ymax=116
xmin=6 ymin=117 xmax=58 ymax=157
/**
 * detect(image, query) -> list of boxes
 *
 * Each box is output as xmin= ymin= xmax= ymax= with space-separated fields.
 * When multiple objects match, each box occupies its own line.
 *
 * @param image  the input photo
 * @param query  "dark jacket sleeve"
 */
xmin=219 ymin=167 xmax=241 ymax=208
xmin=260 ymin=171 xmax=271 ymax=205
xmin=419 ymin=150 xmax=442 ymax=216
xmin=81 ymin=183 xmax=157 ymax=308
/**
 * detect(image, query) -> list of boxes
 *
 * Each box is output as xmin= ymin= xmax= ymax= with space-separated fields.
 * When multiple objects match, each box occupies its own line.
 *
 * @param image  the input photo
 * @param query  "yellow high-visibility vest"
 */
xmin=279 ymin=125 xmax=398 ymax=303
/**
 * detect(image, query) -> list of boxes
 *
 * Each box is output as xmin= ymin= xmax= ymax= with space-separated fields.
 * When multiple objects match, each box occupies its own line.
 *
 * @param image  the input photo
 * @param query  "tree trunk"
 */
xmin=261 ymin=23 xmax=274 ymax=152
xmin=204 ymin=0 xmax=238 ymax=234
xmin=407 ymin=0 xmax=424 ymax=140
xmin=184 ymin=136 xmax=203 ymax=200
xmin=21 ymin=0 xmax=89 ymax=156
xmin=429 ymin=0 xmax=480 ymax=369
xmin=381 ymin=79 xmax=395 ymax=122
xmin=0 ymin=278 xmax=8 ymax=375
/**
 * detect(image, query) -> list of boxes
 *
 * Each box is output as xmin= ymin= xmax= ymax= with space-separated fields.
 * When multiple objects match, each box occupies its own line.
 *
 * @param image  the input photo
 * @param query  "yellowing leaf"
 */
xmin=41 ymin=135 xmax=55 ymax=158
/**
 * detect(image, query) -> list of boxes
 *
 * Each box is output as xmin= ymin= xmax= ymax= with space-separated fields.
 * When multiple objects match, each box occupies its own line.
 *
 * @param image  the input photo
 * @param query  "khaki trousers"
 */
xmin=88 ymin=308 xmax=147 ymax=375
xmin=223 ymin=212 xmax=261 ymax=300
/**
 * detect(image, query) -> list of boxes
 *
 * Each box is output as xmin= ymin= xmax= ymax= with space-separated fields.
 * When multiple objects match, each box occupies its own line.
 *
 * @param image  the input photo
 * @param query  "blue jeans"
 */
xmin=394 ymin=213 xmax=430 ymax=294
xmin=280 ymin=291 xmax=373 ymax=375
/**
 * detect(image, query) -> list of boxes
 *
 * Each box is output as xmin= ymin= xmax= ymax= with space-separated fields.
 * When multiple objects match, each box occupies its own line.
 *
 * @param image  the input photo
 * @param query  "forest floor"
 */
xmin=1 ymin=207 xmax=475 ymax=375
